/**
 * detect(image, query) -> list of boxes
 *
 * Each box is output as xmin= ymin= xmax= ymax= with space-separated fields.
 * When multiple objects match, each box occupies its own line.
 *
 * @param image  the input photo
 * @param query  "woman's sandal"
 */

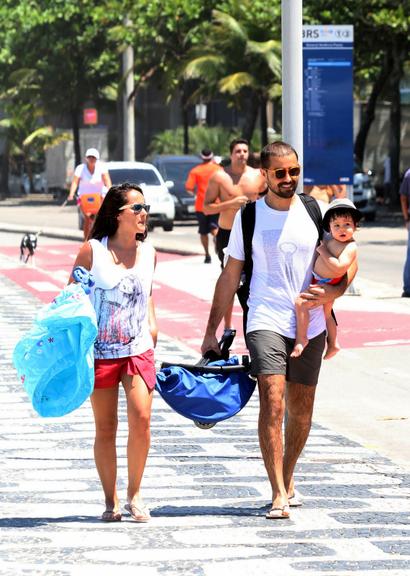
xmin=265 ymin=505 xmax=290 ymax=520
xmin=101 ymin=509 xmax=122 ymax=522
xmin=124 ymin=502 xmax=151 ymax=523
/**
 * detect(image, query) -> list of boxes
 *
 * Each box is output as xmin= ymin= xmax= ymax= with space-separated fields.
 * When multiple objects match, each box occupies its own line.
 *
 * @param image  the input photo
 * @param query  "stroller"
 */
xmin=156 ymin=330 xmax=256 ymax=429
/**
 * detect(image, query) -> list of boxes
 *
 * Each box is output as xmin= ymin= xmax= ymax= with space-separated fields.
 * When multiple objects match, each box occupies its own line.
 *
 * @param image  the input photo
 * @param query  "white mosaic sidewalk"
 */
xmin=0 ymin=274 xmax=410 ymax=575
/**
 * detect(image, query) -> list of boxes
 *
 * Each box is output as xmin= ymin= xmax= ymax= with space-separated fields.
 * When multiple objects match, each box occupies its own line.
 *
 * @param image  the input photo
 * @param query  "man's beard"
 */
xmin=269 ymin=180 xmax=298 ymax=199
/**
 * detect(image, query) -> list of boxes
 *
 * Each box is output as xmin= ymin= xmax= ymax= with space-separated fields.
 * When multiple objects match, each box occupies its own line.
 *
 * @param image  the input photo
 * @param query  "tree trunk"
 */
xmin=0 ymin=140 xmax=10 ymax=199
xmin=241 ymin=91 xmax=259 ymax=143
xmin=388 ymin=41 xmax=405 ymax=206
xmin=71 ymin=109 xmax=81 ymax=166
xmin=260 ymin=98 xmax=268 ymax=147
xmin=354 ymin=50 xmax=392 ymax=166
xmin=180 ymin=86 xmax=190 ymax=155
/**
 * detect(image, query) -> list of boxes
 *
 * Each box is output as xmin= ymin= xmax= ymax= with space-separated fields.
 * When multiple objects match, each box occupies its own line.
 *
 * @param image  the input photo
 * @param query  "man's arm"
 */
xmin=400 ymin=194 xmax=409 ymax=228
xmin=201 ymin=256 xmax=244 ymax=354
xmin=203 ymin=172 xmax=248 ymax=215
xmin=300 ymin=259 xmax=358 ymax=307
xmin=185 ymin=169 xmax=196 ymax=195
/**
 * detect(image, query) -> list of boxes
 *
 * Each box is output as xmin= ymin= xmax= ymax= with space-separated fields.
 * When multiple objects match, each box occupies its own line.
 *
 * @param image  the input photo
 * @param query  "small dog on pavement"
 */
xmin=20 ymin=232 xmax=38 ymax=265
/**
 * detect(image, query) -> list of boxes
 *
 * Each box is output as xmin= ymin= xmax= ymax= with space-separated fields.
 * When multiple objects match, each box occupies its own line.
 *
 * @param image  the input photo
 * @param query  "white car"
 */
xmin=105 ymin=161 xmax=175 ymax=231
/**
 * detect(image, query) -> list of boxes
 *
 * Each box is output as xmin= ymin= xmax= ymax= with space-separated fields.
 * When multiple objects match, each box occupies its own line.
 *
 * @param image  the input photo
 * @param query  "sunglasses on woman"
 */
xmin=265 ymin=166 xmax=301 ymax=179
xmin=119 ymin=203 xmax=151 ymax=214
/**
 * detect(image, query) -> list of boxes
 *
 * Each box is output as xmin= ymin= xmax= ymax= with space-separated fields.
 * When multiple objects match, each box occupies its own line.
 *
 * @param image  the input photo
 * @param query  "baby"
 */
xmin=291 ymin=198 xmax=362 ymax=360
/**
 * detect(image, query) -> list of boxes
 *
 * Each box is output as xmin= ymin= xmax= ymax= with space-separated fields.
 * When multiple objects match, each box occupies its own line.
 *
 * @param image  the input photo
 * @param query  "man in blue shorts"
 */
xmin=201 ymin=141 xmax=357 ymax=520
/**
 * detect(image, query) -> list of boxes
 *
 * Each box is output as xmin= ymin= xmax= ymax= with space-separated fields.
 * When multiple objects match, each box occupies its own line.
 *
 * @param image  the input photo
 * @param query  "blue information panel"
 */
xmin=303 ymin=25 xmax=354 ymax=186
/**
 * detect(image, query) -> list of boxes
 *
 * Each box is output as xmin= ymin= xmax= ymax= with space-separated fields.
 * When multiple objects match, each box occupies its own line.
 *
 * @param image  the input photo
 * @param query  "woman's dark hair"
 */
xmin=90 ymin=182 xmax=147 ymax=241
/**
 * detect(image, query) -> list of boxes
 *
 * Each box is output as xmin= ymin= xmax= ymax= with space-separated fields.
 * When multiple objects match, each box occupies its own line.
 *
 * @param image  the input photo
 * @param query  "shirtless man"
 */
xmin=204 ymin=138 xmax=266 ymax=331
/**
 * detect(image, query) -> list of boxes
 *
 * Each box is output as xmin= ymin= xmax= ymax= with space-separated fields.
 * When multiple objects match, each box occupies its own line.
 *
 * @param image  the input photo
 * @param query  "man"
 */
xmin=204 ymin=138 xmax=266 ymax=329
xmin=399 ymin=167 xmax=410 ymax=297
xmin=68 ymin=148 xmax=112 ymax=240
xmin=201 ymin=141 xmax=357 ymax=520
xmin=185 ymin=148 xmax=221 ymax=263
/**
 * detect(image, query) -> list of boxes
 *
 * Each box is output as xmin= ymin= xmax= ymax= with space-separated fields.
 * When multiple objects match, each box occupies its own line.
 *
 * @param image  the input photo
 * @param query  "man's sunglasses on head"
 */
xmin=119 ymin=203 xmax=151 ymax=214
xmin=265 ymin=166 xmax=301 ymax=179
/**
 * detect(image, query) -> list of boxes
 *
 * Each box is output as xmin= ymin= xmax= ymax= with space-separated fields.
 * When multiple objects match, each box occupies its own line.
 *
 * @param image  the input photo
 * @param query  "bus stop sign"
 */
xmin=303 ymin=25 xmax=354 ymax=186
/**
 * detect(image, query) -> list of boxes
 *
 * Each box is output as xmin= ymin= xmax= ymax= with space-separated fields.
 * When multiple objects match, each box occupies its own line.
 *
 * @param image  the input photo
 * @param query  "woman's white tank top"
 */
xmin=89 ymin=237 xmax=155 ymax=359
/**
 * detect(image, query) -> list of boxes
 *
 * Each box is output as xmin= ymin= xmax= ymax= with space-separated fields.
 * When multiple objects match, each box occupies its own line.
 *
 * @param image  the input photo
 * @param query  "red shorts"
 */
xmin=94 ymin=349 xmax=156 ymax=390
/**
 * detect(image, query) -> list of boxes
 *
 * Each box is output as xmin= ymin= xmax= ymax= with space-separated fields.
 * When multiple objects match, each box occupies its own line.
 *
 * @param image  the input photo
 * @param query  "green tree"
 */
xmin=304 ymin=0 xmax=410 ymax=203
xmin=0 ymin=0 xmax=119 ymax=166
xmin=183 ymin=0 xmax=282 ymax=145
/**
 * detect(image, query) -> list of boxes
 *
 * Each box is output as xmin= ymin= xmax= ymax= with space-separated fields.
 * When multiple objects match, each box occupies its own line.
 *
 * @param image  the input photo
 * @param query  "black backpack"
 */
xmin=236 ymin=194 xmax=323 ymax=338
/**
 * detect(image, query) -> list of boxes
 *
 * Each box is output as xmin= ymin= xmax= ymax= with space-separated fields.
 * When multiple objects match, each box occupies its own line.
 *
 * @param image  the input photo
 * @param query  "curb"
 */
xmin=0 ymin=222 xmax=201 ymax=257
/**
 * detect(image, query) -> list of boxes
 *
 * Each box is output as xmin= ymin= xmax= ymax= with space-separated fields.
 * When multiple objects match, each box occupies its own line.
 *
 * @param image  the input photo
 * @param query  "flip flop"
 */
xmin=124 ymin=502 xmax=151 ymax=523
xmin=288 ymin=492 xmax=303 ymax=507
xmin=266 ymin=505 xmax=290 ymax=520
xmin=101 ymin=509 xmax=122 ymax=522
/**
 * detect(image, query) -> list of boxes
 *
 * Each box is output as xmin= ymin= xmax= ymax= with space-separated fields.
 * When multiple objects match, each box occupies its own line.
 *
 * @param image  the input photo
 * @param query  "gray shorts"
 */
xmin=246 ymin=330 xmax=326 ymax=386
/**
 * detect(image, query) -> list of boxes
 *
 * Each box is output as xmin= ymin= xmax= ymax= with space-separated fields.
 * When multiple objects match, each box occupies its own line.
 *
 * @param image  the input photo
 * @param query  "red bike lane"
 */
xmin=0 ymin=243 xmax=408 ymax=353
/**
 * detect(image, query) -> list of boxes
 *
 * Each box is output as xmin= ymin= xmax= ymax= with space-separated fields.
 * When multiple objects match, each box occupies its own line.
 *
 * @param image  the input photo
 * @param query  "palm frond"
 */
xmin=184 ymin=55 xmax=225 ymax=80
xmin=212 ymin=10 xmax=247 ymax=42
xmin=219 ymin=72 xmax=256 ymax=94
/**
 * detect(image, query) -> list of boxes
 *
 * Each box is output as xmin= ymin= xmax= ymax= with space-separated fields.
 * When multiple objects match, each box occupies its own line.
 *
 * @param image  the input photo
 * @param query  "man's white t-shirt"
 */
xmin=74 ymin=160 xmax=107 ymax=197
xmin=227 ymin=195 xmax=326 ymax=339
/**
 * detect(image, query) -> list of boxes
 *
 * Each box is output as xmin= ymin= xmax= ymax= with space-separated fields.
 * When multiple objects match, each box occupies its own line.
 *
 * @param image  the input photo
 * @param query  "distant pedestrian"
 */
xmin=291 ymin=198 xmax=361 ymax=360
xmin=204 ymin=138 xmax=266 ymax=332
xmin=70 ymin=182 xmax=157 ymax=523
xmin=185 ymin=148 xmax=221 ymax=263
xmin=68 ymin=148 xmax=112 ymax=240
xmin=201 ymin=141 xmax=357 ymax=520
xmin=400 ymin=167 xmax=410 ymax=297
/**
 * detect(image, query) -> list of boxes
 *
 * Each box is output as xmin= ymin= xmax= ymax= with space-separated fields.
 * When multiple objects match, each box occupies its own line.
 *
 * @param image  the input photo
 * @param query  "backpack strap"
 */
xmin=298 ymin=193 xmax=323 ymax=241
xmin=241 ymin=201 xmax=256 ymax=286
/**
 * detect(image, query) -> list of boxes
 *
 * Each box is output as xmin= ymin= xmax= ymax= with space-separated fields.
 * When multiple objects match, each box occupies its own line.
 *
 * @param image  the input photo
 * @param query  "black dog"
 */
xmin=20 ymin=232 xmax=38 ymax=264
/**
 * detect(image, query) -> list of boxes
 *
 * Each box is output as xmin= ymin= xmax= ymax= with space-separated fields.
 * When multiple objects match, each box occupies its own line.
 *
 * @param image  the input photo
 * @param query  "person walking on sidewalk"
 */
xmin=399 ymin=167 xmax=410 ymax=297
xmin=203 ymin=138 xmax=266 ymax=331
xmin=201 ymin=141 xmax=357 ymax=520
xmin=70 ymin=182 xmax=157 ymax=523
xmin=185 ymin=148 xmax=221 ymax=263
xmin=68 ymin=148 xmax=112 ymax=240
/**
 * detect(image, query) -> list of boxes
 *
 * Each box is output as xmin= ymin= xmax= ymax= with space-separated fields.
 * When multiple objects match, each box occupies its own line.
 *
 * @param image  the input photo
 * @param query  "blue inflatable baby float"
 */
xmin=13 ymin=267 xmax=97 ymax=417
xmin=156 ymin=330 xmax=256 ymax=428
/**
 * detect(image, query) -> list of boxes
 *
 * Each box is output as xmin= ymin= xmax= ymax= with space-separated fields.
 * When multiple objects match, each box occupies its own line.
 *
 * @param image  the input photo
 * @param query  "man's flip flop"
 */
xmin=124 ymin=502 xmax=151 ymax=523
xmin=101 ymin=509 xmax=122 ymax=522
xmin=288 ymin=492 xmax=303 ymax=507
xmin=265 ymin=505 xmax=290 ymax=519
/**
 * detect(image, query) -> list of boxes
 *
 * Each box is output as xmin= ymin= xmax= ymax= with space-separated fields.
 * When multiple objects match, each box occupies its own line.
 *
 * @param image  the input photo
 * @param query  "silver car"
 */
xmin=353 ymin=171 xmax=377 ymax=221
xmin=105 ymin=161 xmax=175 ymax=231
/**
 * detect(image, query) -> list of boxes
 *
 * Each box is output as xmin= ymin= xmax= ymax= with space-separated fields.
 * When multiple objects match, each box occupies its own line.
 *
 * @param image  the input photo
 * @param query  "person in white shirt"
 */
xmin=201 ymin=141 xmax=357 ymax=520
xmin=68 ymin=148 xmax=112 ymax=239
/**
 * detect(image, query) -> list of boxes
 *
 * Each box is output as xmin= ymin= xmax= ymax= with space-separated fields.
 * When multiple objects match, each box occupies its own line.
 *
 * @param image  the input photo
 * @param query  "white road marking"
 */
xmin=27 ymin=281 xmax=61 ymax=292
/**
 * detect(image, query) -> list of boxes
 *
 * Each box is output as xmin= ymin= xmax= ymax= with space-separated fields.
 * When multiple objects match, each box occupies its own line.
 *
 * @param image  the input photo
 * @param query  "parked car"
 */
xmin=105 ymin=161 xmax=175 ymax=231
xmin=353 ymin=170 xmax=377 ymax=221
xmin=149 ymin=155 xmax=199 ymax=220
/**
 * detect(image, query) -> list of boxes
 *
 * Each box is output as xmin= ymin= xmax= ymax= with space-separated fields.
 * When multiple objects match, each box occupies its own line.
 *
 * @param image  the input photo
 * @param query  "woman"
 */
xmin=68 ymin=148 xmax=112 ymax=240
xmin=70 ymin=182 xmax=157 ymax=523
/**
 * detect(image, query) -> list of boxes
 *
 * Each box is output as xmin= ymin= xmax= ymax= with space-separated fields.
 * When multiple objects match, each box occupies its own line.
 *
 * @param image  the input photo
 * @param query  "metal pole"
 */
xmin=122 ymin=18 xmax=135 ymax=161
xmin=281 ymin=0 xmax=303 ymax=188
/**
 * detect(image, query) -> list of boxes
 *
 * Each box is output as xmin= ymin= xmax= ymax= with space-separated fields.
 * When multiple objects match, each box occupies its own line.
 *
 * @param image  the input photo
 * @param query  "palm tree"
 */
xmin=183 ymin=4 xmax=282 ymax=145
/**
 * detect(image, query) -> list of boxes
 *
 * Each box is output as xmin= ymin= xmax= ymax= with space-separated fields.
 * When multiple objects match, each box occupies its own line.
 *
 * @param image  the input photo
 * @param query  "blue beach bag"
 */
xmin=156 ymin=355 xmax=256 ymax=427
xmin=13 ymin=279 xmax=98 ymax=418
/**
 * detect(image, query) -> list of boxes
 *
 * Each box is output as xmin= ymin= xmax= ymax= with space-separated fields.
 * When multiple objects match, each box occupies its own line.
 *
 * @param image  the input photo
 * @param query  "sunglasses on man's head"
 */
xmin=265 ymin=166 xmax=301 ymax=179
xmin=119 ymin=203 xmax=150 ymax=214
